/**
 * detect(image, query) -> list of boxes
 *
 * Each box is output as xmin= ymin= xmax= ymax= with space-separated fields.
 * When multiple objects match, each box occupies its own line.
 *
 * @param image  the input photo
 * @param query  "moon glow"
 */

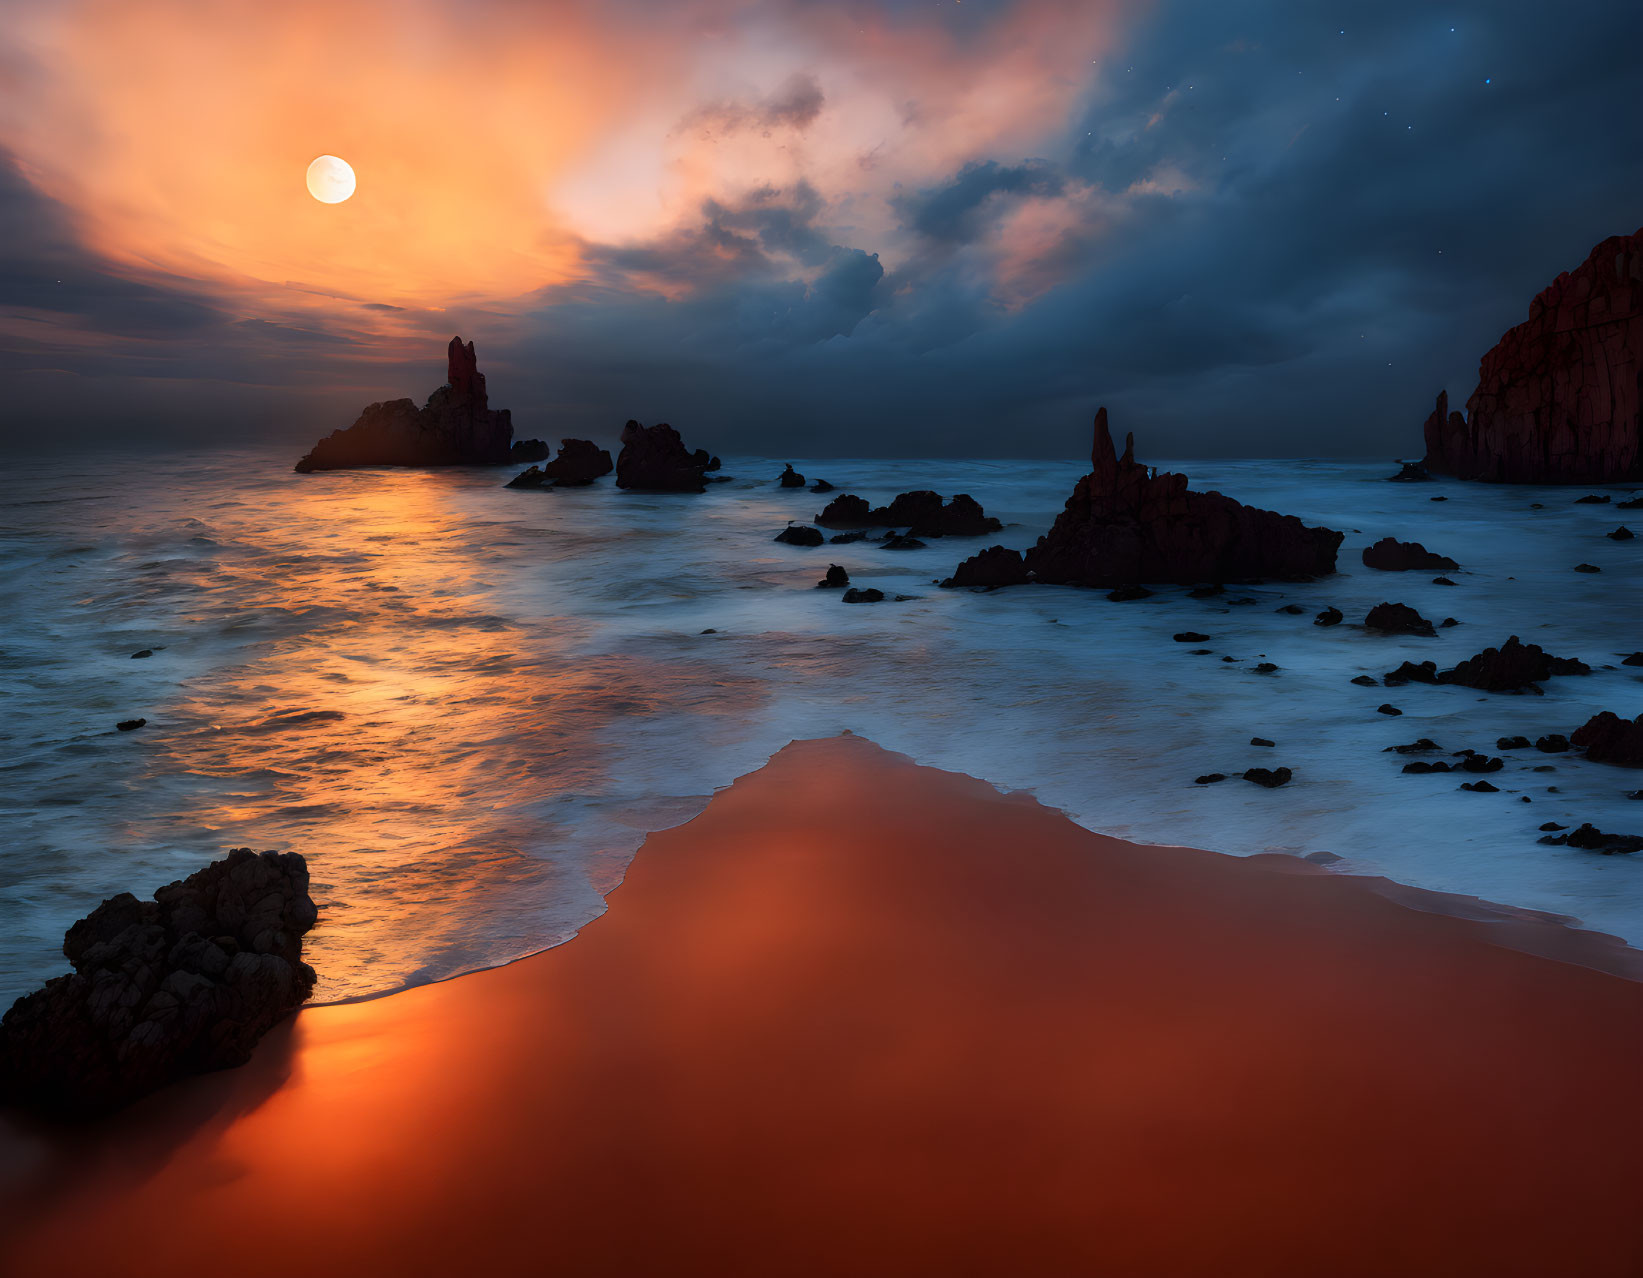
xmin=306 ymin=155 xmax=356 ymax=204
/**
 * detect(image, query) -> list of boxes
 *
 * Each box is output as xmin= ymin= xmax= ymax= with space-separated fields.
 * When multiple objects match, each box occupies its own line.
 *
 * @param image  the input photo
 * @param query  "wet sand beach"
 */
xmin=2 ymin=735 xmax=1639 ymax=1277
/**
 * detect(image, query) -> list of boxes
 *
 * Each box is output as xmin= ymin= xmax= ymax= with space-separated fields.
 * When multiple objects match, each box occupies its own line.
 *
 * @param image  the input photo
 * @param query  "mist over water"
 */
xmin=2 ymin=447 xmax=1639 ymax=1004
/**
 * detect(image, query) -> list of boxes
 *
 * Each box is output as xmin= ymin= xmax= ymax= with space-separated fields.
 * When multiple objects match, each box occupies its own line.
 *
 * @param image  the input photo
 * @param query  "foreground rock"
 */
xmin=1421 ymin=226 xmax=1643 ymax=484
xmin=945 ymin=409 xmax=1342 ymax=589
xmin=616 ymin=421 xmax=718 ymax=492
xmin=817 ymin=491 xmax=1002 ymax=538
xmin=0 ymin=849 xmax=317 ymax=1115
xmin=1571 ymin=711 xmax=1643 ymax=767
xmin=506 ymin=439 xmax=614 ymax=489
xmin=296 ymin=337 xmax=516 ymax=472
xmin=1437 ymin=636 xmax=1590 ymax=693
xmin=1361 ymin=537 xmax=1458 ymax=571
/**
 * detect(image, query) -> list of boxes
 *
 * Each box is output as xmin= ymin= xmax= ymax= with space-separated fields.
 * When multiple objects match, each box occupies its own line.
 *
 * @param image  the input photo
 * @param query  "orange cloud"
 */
xmin=4 ymin=0 xmax=1129 ymax=322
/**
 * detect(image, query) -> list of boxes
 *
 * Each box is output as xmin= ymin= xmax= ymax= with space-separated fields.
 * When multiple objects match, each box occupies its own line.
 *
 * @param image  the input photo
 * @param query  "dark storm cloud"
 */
xmin=5 ymin=0 xmax=1642 ymax=458
xmin=896 ymin=160 xmax=1066 ymax=244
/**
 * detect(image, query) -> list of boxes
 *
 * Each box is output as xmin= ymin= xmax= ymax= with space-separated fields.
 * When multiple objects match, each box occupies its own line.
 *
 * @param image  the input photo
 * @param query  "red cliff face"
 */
xmin=1423 ymin=227 xmax=1643 ymax=483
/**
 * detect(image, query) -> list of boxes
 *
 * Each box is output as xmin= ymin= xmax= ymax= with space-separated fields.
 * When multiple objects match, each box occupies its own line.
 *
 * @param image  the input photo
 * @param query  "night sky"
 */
xmin=3 ymin=0 xmax=1640 ymax=458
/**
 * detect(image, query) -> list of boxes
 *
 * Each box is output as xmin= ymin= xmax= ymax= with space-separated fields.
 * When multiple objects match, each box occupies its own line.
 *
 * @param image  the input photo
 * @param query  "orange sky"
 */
xmin=4 ymin=0 xmax=1125 ymax=327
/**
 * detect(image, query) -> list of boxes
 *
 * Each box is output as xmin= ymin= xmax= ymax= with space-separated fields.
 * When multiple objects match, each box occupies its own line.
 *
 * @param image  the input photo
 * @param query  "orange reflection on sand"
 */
xmin=3 ymin=736 xmax=1640 ymax=1276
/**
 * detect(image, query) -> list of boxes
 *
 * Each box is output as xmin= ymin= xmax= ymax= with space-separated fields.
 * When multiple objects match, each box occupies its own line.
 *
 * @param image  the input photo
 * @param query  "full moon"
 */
xmin=306 ymin=155 xmax=356 ymax=204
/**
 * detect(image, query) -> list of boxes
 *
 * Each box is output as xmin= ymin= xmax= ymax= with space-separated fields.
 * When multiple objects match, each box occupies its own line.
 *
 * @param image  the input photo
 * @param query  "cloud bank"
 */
xmin=1 ymin=0 xmax=1640 ymax=457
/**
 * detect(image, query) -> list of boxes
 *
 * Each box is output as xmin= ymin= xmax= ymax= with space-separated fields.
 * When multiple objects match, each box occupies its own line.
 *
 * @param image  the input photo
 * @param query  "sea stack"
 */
xmin=294 ymin=337 xmax=517 ymax=472
xmin=945 ymin=409 xmax=1343 ymax=588
xmin=615 ymin=421 xmax=718 ymax=492
xmin=1422 ymin=226 xmax=1643 ymax=483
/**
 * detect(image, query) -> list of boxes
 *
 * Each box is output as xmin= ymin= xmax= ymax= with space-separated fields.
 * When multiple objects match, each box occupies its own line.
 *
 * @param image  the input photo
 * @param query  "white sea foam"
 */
xmin=1 ymin=447 xmax=1638 ymax=1002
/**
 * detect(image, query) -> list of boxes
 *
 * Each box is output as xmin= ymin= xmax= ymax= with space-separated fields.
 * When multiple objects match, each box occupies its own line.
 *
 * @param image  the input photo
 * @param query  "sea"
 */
xmin=2 ymin=447 xmax=1639 ymax=1005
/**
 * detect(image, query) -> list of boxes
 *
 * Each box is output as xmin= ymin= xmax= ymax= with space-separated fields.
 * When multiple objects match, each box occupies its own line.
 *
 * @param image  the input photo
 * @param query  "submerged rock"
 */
xmin=1314 ymin=607 xmax=1343 ymax=627
xmin=947 ymin=410 xmax=1342 ymax=590
xmin=1608 ymin=526 xmax=1634 ymax=540
xmin=296 ymin=337 xmax=516 ymax=472
xmin=1437 ymin=636 xmax=1590 ymax=693
xmin=0 ymin=849 xmax=317 ymax=1115
xmin=1361 ymin=537 xmax=1458 ymax=571
xmin=1243 ymin=767 xmax=1293 ymax=788
xmin=1365 ymin=602 xmax=1436 ymax=636
xmin=616 ymin=421 xmax=716 ymax=492
xmin=810 ymin=479 xmax=835 ymax=494
xmin=1571 ymin=711 xmax=1643 ymax=767
xmin=842 ymin=588 xmax=885 ymax=604
xmin=1387 ymin=461 xmax=1432 ymax=482
xmin=1421 ymin=227 xmax=1643 ymax=484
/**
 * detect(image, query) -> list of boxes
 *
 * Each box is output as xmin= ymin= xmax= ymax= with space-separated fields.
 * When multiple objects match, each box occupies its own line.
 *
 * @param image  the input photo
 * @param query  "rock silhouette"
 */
xmin=1421 ymin=226 xmax=1643 ymax=483
xmin=1437 ymin=636 xmax=1590 ymax=693
xmin=1365 ymin=602 xmax=1436 ymax=636
xmin=817 ymin=491 xmax=1003 ymax=538
xmin=295 ymin=337 xmax=515 ymax=472
xmin=945 ymin=410 xmax=1341 ymax=590
xmin=506 ymin=439 xmax=614 ymax=489
xmin=778 ymin=465 xmax=806 ymax=488
xmin=1361 ymin=537 xmax=1459 ymax=571
xmin=616 ymin=421 xmax=716 ymax=492
xmin=1571 ymin=711 xmax=1643 ymax=767
xmin=0 ymin=849 xmax=317 ymax=1115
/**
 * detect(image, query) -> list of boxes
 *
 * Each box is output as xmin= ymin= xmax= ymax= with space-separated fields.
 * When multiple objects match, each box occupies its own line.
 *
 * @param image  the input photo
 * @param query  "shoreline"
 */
xmin=4 ymin=733 xmax=1641 ymax=1275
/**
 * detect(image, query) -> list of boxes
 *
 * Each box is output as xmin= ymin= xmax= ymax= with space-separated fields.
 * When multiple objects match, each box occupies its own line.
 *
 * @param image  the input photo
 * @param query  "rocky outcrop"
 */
xmin=775 ymin=525 xmax=824 ymax=546
xmin=1571 ymin=711 xmax=1643 ymax=767
xmin=0 ymin=849 xmax=317 ymax=1115
xmin=779 ymin=465 xmax=806 ymax=488
xmin=943 ymin=545 xmax=1031 ymax=588
xmin=506 ymin=440 xmax=614 ymax=491
xmin=510 ymin=439 xmax=551 ymax=463
xmin=1365 ymin=602 xmax=1436 ymax=636
xmin=815 ymin=491 xmax=1003 ymax=538
xmin=946 ymin=409 xmax=1342 ymax=589
xmin=1437 ymin=636 xmax=1590 ymax=693
xmin=1421 ymin=227 xmax=1643 ymax=484
xmin=1361 ymin=537 xmax=1458 ymax=571
xmin=615 ymin=422 xmax=716 ymax=492
xmin=296 ymin=337 xmax=515 ymax=472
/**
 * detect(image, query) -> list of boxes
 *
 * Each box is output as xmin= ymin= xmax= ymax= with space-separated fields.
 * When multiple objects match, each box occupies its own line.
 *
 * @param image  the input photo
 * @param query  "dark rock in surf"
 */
xmin=295 ymin=337 xmax=516 ymax=472
xmin=775 ymin=525 xmax=824 ymax=547
xmin=942 ymin=545 xmax=1031 ymax=588
xmin=1608 ymin=526 xmax=1634 ymax=540
xmin=116 ymin=719 xmax=146 ymax=731
xmin=1365 ymin=602 xmax=1436 ymax=636
xmin=946 ymin=410 xmax=1340 ymax=591
xmin=778 ymin=464 xmax=806 ymax=489
xmin=1574 ymin=563 xmax=1601 ymax=573
xmin=1538 ymin=823 xmax=1642 ymax=854
xmin=1437 ymin=636 xmax=1590 ymax=693
xmin=1535 ymin=735 xmax=1570 ymax=753
xmin=0 ymin=849 xmax=317 ymax=1116
xmin=1361 ymin=537 xmax=1459 ymax=572
xmin=1314 ymin=607 xmax=1343 ymax=627
xmin=842 ymin=588 xmax=885 ymax=604
xmin=817 ymin=565 xmax=850 ymax=589
xmin=1387 ymin=461 xmax=1432 ymax=482
xmin=509 ymin=439 xmax=551 ymax=463
xmin=1243 ymin=767 xmax=1292 ymax=788
xmin=1571 ymin=711 xmax=1643 ymax=767
xmin=1351 ymin=675 xmax=1379 ymax=686
xmin=1108 ymin=585 xmax=1154 ymax=601
xmin=616 ymin=421 xmax=716 ymax=492
xmin=810 ymin=479 xmax=834 ymax=493
xmin=1173 ymin=632 xmax=1211 ymax=643
xmin=1575 ymin=494 xmax=1612 ymax=504
xmin=538 ymin=439 xmax=613 ymax=486
xmin=1382 ymin=661 xmax=1438 ymax=686
xmin=1497 ymin=736 xmax=1532 ymax=750
xmin=1378 ymin=704 xmax=1403 ymax=716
